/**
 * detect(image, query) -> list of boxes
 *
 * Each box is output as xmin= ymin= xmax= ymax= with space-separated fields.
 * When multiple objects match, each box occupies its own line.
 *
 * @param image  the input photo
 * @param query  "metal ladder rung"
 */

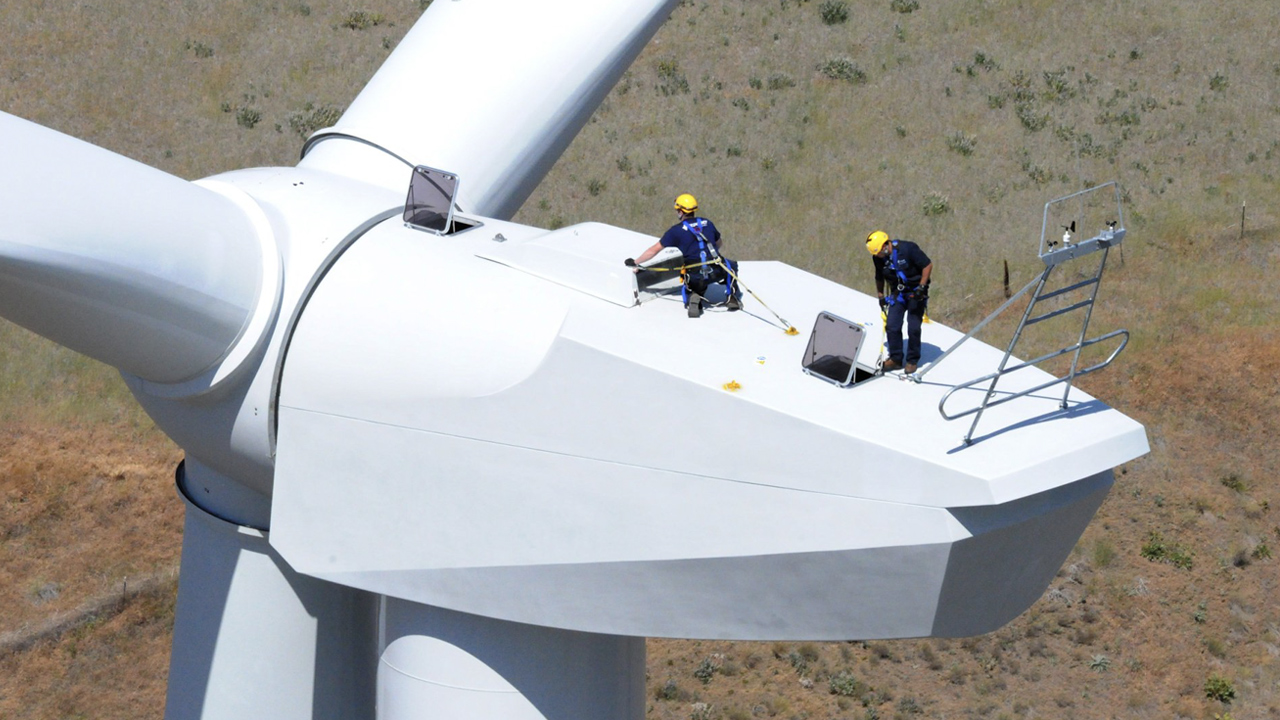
xmin=1036 ymin=276 xmax=1099 ymax=302
xmin=1026 ymin=298 xmax=1094 ymax=325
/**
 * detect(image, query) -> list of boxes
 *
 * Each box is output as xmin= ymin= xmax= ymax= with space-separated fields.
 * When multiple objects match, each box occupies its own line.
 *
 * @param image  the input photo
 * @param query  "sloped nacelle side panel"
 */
xmin=932 ymin=470 xmax=1113 ymax=637
xmin=271 ymin=405 xmax=1111 ymax=640
xmin=271 ymin=405 xmax=956 ymax=639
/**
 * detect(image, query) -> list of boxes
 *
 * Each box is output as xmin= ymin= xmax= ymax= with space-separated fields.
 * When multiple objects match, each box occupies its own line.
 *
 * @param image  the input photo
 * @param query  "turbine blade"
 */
xmin=299 ymin=0 xmax=681 ymax=219
xmin=0 ymin=112 xmax=267 ymax=385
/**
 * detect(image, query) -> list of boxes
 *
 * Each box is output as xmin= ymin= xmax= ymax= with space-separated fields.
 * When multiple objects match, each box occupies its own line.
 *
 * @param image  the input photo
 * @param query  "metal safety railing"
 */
xmin=910 ymin=182 xmax=1131 ymax=445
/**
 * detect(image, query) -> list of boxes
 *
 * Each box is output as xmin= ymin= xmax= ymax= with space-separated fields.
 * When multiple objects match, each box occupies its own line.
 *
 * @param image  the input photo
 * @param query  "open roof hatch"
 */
xmin=801 ymin=311 xmax=875 ymax=387
xmin=404 ymin=165 xmax=480 ymax=235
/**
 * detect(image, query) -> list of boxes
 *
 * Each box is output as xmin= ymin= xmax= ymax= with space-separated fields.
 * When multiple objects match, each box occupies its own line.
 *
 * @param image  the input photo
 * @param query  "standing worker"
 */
xmin=628 ymin=194 xmax=741 ymax=317
xmin=867 ymin=230 xmax=933 ymax=373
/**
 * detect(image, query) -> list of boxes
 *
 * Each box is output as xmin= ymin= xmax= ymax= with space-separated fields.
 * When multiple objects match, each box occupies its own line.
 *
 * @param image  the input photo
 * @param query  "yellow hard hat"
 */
xmin=866 ymin=230 xmax=890 ymax=254
xmin=674 ymin=193 xmax=699 ymax=213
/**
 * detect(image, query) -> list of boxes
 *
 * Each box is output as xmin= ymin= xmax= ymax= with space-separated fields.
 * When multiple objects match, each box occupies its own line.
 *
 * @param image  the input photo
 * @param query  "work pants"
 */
xmin=886 ymin=297 xmax=925 ymax=364
xmin=686 ymin=262 xmax=740 ymax=306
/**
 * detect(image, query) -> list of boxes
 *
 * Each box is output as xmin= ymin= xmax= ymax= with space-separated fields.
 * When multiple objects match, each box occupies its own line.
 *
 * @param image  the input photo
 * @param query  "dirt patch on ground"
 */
xmin=0 ymin=577 xmax=176 ymax=720
xmin=0 ymin=423 xmax=182 ymax=645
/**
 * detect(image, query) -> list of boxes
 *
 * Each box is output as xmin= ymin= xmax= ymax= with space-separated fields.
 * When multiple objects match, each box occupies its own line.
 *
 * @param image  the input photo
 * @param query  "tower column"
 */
xmin=165 ymin=460 xmax=377 ymax=720
xmin=377 ymin=598 xmax=646 ymax=720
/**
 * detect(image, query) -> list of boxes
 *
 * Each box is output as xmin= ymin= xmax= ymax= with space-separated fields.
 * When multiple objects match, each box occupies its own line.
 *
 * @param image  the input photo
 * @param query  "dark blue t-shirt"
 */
xmin=873 ymin=239 xmax=931 ymax=288
xmin=659 ymin=217 xmax=722 ymax=267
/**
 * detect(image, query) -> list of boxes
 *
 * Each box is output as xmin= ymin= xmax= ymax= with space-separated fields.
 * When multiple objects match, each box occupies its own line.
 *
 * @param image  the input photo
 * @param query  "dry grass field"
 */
xmin=1 ymin=0 xmax=1279 ymax=718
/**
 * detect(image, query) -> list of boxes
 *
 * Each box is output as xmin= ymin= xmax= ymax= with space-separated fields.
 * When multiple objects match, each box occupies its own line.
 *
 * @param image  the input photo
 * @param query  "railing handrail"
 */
xmin=938 ymin=329 xmax=1129 ymax=421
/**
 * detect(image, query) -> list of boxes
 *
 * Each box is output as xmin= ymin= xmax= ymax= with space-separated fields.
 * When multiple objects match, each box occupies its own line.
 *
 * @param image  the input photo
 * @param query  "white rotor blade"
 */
xmin=0 ymin=112 xmax=267 ymax=384
xmin=299 ymin=0 xmax=681 ymax=219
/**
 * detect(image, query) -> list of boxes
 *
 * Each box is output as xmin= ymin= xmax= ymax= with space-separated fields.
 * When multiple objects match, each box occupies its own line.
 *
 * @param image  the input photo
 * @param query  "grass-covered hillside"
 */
xmin=2 ymin=0 xmax=1278 ymax=718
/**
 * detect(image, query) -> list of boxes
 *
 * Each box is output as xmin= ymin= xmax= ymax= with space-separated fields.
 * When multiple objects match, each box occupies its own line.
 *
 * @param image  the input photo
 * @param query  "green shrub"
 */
xmin=890 ymin=0 xmax=919 ymax=13
xmin=656 ymin=57 xmax=690 ymax=95
xmin=655 ymin=679 xmax=688 ymax=701
xmin=235 ymin=107 xmax=262 ymax=129
xmin=184 ymin=40 xmax=215 ymax=58
xmin=828 ymin=671 xmax=863 ymax=697
xmin=1015 ymin=101 xmax=1049 ymax=131
xmin=767 ymin=73 xmax=797 ymax=90
xmin=818 ymin=57 xmax=866 ymax=83
xmin=921 ymin=192 xmax=951 ymax=216
xmin=1205 ymin=637 xmax=1227 ymax=658
xmin=287 ymin=103 xmax=344 ymax=137
xmin=946 ymin=131 xmax=977 ymax=156
xmin=693 ymin=657 xmax=716 ymax=685
xmin=1220 ymin=474 xmax=1248 ymax=492
xmin=1092 ymin=539 xmax=1116 ymax=567
xmin=1041 ymin=69 xmax=1075 ymax=102
xmin=819 ymin=0 xmax=850 ymax=24
xmin=1141 ymin=531 xmax=1193 ymax=569
xmin=1204 ymin=674 xmax=1236 ymax=703
xmin=972 ymin=51 xmax=998 ymax=72
xmin=340 ymin=11 xmax=384 ymax=30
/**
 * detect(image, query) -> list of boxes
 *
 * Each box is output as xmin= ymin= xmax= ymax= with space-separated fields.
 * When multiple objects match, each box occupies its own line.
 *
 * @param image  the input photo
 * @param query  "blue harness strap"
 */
xmin=680 ymin=218 xmax=736 ymax=303
xmin=682 ymin=219 xmax=716 ymax=278
xmin=886 ymin=242 xmax=911 ymax=306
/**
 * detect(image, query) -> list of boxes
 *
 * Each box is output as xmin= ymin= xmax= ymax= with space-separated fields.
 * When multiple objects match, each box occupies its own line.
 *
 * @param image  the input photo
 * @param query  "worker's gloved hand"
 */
xmin=915 ymin=285 xmax=929 ymax=297
xmin=877 ymin=296 xmax=888 ymax=311
xmin=624 ymin=258 xmax=637 ymax=268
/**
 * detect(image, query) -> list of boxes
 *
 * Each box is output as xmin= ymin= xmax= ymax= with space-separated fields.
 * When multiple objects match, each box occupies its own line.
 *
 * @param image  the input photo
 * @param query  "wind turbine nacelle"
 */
xmin=264 ymin=204 xmax=1144 ymax=641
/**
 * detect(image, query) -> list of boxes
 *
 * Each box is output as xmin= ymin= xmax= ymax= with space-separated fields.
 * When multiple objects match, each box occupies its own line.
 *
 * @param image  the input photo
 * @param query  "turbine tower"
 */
xmin=0 ymin=1 xmax=1148 ymax=718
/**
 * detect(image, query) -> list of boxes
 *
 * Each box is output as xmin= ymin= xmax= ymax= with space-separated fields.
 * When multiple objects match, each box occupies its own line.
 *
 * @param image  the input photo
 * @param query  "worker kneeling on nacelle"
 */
xmin=627 ymin=193 xmax=742 ymax=318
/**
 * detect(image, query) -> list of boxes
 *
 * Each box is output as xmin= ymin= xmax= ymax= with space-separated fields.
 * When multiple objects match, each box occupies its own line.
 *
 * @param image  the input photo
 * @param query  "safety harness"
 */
xmin=682 ymin=219 xmax=720 ymax=282
xmin=884 ymin=241 xmax=926 ymax=306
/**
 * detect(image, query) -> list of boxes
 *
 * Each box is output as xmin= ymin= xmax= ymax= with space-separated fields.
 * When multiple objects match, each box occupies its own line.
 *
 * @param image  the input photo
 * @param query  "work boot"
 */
xmin=905 ymin=362 xmax=917 ymax=374
xmin=881 ymin=358 xmax=902 ymax=373
xmin=687 ymin=293 xmax=703 ymax=318
xmin=726 ymin=296 xmax=742 ymax=312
